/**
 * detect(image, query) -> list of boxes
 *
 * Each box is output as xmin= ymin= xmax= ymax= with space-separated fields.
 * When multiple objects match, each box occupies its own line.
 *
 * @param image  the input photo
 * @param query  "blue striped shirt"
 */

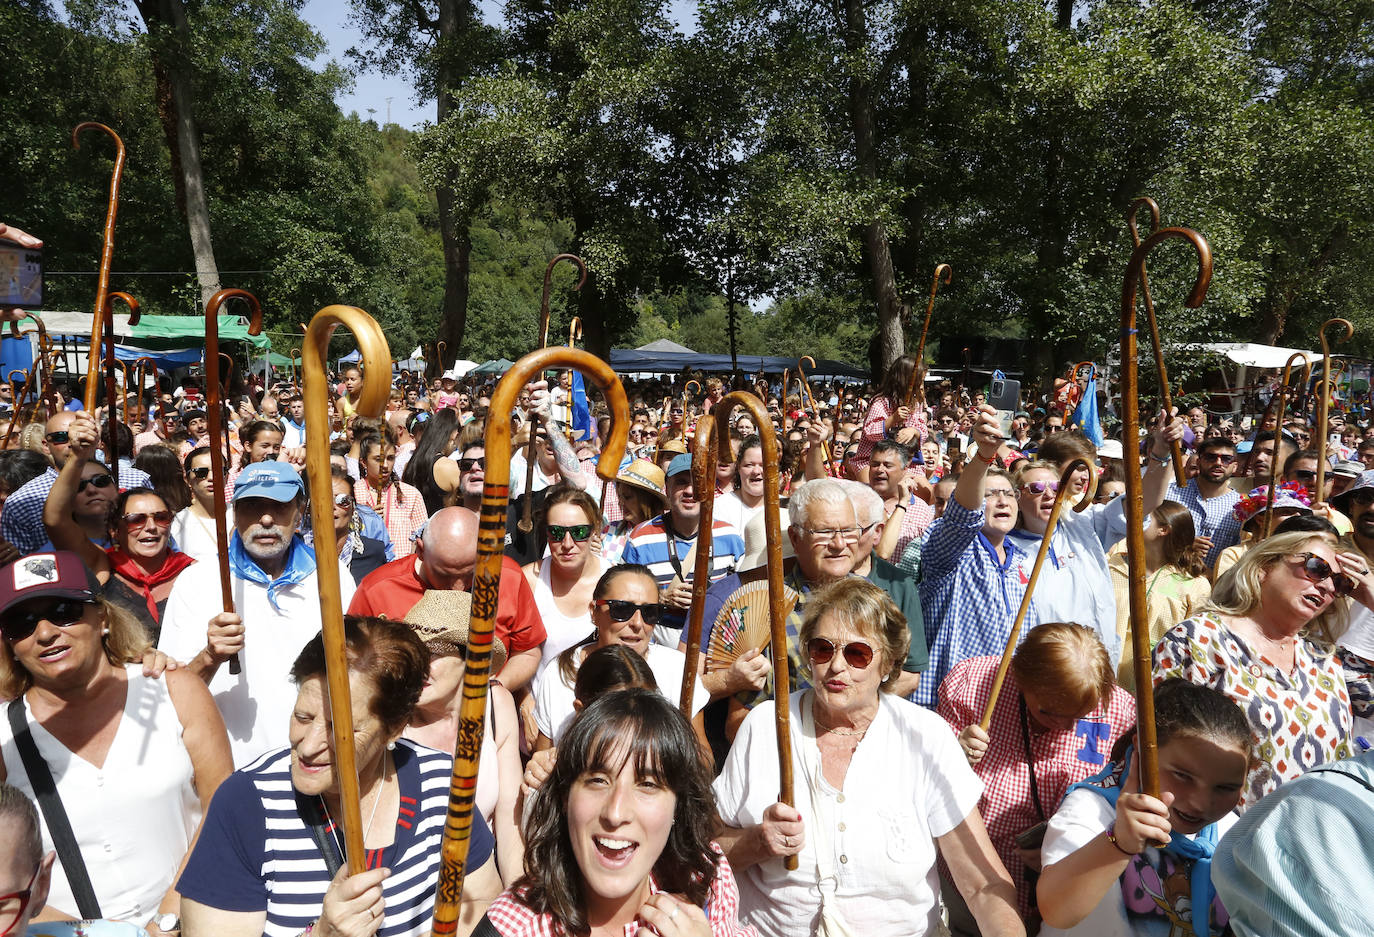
xmin=178 ymin=740 xmax=493 ymax=937
xmin=1166 ymin=480 xmax=1242 ymax=569
xmin=915 ymin=500 xmax=1032 ymax=709
xmin=620 ymin=513 xmax=745 ymax=644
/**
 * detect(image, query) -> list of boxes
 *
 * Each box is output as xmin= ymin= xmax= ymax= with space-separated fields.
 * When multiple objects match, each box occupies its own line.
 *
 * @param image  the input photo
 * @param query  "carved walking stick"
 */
xmin=518 ymin=253 xmax=588 ymax=533
xmin=681 ymin=413 xmax=718 ymax=716
xmin=303 ymin=305 xmax=392 ymax=875
xmin=430 ymin=346 xmax=627 ymax=935
xmin=1264 ymin=353 xmax=1310 ymax=540
xmin=1122 ymin=224 xmax=1212 ymax=799
xmin=979 ymin=460 xmax=1091 ymax=729
xmin=709 ymin=390 xmax=797 ymax=870
xmin=797 ymin=355 xmax=833 ymax=471
xmin=911 ymin=263 xmax=952 ymax=407
xmin=73 ymin=122 xmax=124 ymax=416
xmin=100 ymin=291 xmax=139 ymax=469
xmin=203 ymin=290 xmax=264 ymax=676
xmin=1128 ymin=197 xmax=1187 ymax=486
xmin=1317 ymin=319 xmax=1354 ymax=500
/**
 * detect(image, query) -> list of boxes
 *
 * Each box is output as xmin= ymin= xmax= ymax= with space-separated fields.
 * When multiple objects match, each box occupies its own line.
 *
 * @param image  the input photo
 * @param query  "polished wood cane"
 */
xmin=1122 ymin=225 xmax=1212 ymax=799
xmin=681 ymin=413 xmax=718 ymax=715
xmin=710 ymin=390 xmax=797 ymax=870
xmin=1128 ymin=197 xmax=1187 ymax=487
xmin=1317 ymin=319 xmax=1354 ymax=501
xmin=431 ymin=347 xmax=627 ymax=935
xmin=73 ymin=122 xmax=124 ymax=416
xmin=304 ymin=305 xmax=393 ymax=875
xmin=978 ymin=460 xmax=1091 ymax=729
xmin=1264 ymin=353 xmax=1310 ymax=540
xmin=203 ymin=290 xmax=264 ymax=676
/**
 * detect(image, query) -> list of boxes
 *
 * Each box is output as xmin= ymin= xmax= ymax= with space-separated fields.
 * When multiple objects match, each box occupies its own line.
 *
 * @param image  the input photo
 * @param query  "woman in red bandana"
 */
xmin=41 ymin=411 xmax=195 ymax=643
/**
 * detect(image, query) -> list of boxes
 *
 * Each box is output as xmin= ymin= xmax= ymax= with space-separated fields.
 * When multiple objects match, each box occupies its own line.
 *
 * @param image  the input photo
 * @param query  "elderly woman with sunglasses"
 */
xmin=530 ymin=564 xmax=709 ymax=752
xmin=1153 ymin=528 xmax=1374 ymax=807
xmin=715 ymin=578 xmax=1024 ymax=937
xmin=42 ymin=411 xmax=194 ymax=643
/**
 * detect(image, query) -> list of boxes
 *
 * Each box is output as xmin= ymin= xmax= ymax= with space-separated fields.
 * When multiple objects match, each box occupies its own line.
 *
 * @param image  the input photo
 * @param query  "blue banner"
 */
xmin=1070 ymin=367 xmax=1104 ymax=447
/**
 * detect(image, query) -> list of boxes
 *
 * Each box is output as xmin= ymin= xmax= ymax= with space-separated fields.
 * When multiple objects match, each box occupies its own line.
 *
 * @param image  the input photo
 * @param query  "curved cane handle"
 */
xmin=1316 ymin=319 xmax=1354 ymax=498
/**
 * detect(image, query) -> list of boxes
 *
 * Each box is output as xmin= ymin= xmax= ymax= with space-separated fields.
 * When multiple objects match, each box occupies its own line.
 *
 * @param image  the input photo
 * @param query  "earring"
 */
xmin=102 ymin=628 xmax=110 ymax=636
xmin=387 ymin=741 xmax=396 ymax=751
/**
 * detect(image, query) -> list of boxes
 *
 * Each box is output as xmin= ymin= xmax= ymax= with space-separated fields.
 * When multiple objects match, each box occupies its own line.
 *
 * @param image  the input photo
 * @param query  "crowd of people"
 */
xmin=1 ymin=327 xmax=1374 ymax=937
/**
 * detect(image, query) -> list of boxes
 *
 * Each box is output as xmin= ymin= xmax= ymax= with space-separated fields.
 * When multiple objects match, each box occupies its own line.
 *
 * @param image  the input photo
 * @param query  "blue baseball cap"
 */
xmin=666 ymin=453 xmax=693 ymax=478
xmin=233 ymin=460 xmax=305 ymax=503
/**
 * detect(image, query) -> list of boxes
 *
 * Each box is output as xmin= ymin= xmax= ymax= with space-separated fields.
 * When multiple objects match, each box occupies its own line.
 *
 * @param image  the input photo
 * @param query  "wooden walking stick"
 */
xmin=73 ymin=122 xmax=125 ymax=416
xmin=100 ymin=291 xmax=139 ymax=470
xmin=797 ymin=355 xmax=833 ymax=471
xmin=3 ymin=370 xmax=28 ymax=449
xmin=912 ymin=263 xmax=952 ymax=386
xmin=781 ymin=370 xmax=791 ymax=432
xmin=1317 ymin=318 xmax=1354 ymax=500
xmin=569 ymin=316 xmax=582 ymax=347
xmin=431 ymin=346 xmax=627 ymax=935
xmin=203 ymin=289 xmax=264 ymax=677
xmin=437 ymin=340 xmax=447 ymax=371
xmin=1263 ymin=353 xmax=1309 ymax=540
xmin=1122 ymin=223 xmax=1212 ymax=799
xmin=290 ymin=348 xmax=303 ymax=391
xmin=303 ymin=305 xmax=392 ymax=876
xmin=132 ymin=357 xmax=158 ymax=425
xmin=1128 ymin=197 xmax=1187 ymax=487
xmin=518 ymin=253 xmax=588 ymax=534
xmin=979 ymin=460 xmax=1091 ymax=729
xmin=681 ymin=413 xmax=718 ymax=716
xmin=709 ymin=390 xmax=797 ymax=870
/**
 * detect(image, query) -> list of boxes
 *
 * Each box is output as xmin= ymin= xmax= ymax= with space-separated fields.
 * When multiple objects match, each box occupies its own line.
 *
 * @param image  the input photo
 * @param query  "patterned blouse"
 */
xmin=1152 ymin=613 xmax=1374 ymax=806
xmin=853 ymin=395 xmax=928 ymax=469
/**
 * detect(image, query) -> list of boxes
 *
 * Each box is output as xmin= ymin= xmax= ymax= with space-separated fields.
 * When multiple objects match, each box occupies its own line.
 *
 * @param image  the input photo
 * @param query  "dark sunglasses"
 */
xmin=333 ymin=493 xmax=355 ymax=507
xmin=1291 ymin=552 xmax=1354 ymax=595
xmin=187 ymin=466 xmax=212 ymax=480
xmin=3 ymin=599 xmax=92 ymax=643
xmin=594 ymin=599 xmax=665 ymax=624
xmin=547 ymin=523 xmax=592 ymax=542
xmin=806 ymin=636 xmax=875 ymax=670
xmin=1292 ymin=470 xmax=1317 ymax=481
xmin=1021 ymin=480 xmax=1059 ymax=495
xmin=458 ymin=457 xmax=485 ymax=471
xmin=44 ymin=431 xmax=70 ymax=445
xmin=1199 ymin=452 xmax=1236 ymax=464
xmin=121 ymin=510 xmax=174 ymax=528
xmin=77 ymin=474 xmax=115 ymax=493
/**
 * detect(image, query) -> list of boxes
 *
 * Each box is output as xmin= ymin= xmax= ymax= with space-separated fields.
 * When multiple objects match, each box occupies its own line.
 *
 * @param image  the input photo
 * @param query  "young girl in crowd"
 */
xmin=1037 ymin=679 xmax=1253 ymax=937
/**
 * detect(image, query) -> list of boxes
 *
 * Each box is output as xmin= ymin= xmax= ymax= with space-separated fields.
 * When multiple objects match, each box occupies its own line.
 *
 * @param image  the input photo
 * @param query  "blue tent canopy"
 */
xmin=607 ymin=349 xmax=868 ymax=379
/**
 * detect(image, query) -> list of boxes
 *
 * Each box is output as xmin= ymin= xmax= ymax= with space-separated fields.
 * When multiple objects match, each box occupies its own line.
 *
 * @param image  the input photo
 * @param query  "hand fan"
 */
xmin=705 ymin=580 xmax=799 ymax=672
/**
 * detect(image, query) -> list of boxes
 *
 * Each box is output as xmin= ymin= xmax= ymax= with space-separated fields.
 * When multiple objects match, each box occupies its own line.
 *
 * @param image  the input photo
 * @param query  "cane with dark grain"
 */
xmin=518 ymin=253 xmax=588 ymax=534
xmin=73 ymin=122 xmax=124 ymax=415
xmin=132 ymin=357 xmax=158 ymax=426
xmin=1317 ymin=319 xmax=1354 ymax=501
xmin=101 ymin=291 xmax=139 ymax=469
xmin=797 ymin=356 xmax=832 ymax=472
xmin=681 ymin=413 xmax=718 ymax=716
xmin=1264 ymin=353 xmax=1310 ymax=540
xmin=1122 ymin=225 xmax=1212 ymax=799
xmin=431 ymin=347 xmax=627 ymax=936
xmin=909 ymin=263 xmax=952 ymax=409
xmin=290 ymin=348 xmax=303 ymax=391
xmin=3 ymin=370 xmax=28 ymax=448
xmin=1128 ymin=197 xmax=1187 ymax=487
xmin=979 ymin=460 xmax=1091 ymax=730
xmin=569 ymin=317 xmax=582 ymax=347
xmin=204 ymin=289 xmax=264 ymax=677
xmin=709 ymin=390 xmax=797 ymax=870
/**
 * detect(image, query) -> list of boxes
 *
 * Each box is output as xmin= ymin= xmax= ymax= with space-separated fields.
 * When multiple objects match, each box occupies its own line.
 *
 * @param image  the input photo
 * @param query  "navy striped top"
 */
xmin=179 ymin=739 xmax=494 ymax=937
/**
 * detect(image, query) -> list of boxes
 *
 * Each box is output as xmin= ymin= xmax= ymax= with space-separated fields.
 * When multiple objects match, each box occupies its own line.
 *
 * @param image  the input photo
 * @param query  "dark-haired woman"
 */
xmin=482 ymin=688 xmax=756 ymax=937
xmin=401 ymin=407 xmax=463 ymax=515
xmin=43 ymin=411 xmax=194 ymax=642
xmin=523 ymin=484 xmax=607 ymax=679
xmin=134 ymin=443 xmax=191 ymax=513
xmin=355 ymin=435 xmax=429 ymax=557
xmin=1108 ymin=501 xmax=1211 ymax=690
xmin=169 ymin=447 xmax=229 ymax=564
xmin=852 ymin=355 xmax=925 ymax=479
xmin=179 ymin=616 xmax=501 ymax=937
xmin=317 ymin=467 xmax=389 ymax=586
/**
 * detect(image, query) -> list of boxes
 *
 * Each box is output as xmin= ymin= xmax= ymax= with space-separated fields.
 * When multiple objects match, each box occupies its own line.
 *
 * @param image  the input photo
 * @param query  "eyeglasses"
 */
xmin=2 ymin=599 xmax=92 ymax=643
xmin=1290 ymin=552 xmax=1354 ymax=595
xmin=0 ymin=864 xmax=41 ymax=937
xmin=333 ymin=493 xmax=355 ymax=507
xmin=1199 ymin=452 xmax=1237 ymax=464
xmin=458 ymin=457 xmax=485 ymax=471
xmin=984 ymin=487 xmax=1017 ymax=501
xmin=1020 ymin=480 xmax=1059 ymax=496
xmin=548 ymin=523 xmax=593 ymax=542
xmin=44 ymin=431 xmax=70 ymax=445
xmin=1292 ymin=470 xmax=1317 ymax=482
xmin=121 ymin=510 xmax=173 ymax=528
xmin=77 ymin=474 xmax=115 ymax=493
xmin=798 ymin=525 xmax=862 ymax=542
xmin=187 ymin=466 xmax=212 ymax=480
xmin=806 ymin=636 xmax=875 ymax=670
xmin=594 ymin=599 xmax=665 ymax=624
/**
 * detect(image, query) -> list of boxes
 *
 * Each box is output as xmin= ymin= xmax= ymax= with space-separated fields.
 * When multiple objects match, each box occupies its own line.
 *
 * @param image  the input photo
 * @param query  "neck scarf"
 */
xmin=1064 ymin=745 xmax=1221 ymax=937
xmin=106 ymin=548 xmax=196 ymax=621
xmin=228 ymin=530 xmax=317 ymax=612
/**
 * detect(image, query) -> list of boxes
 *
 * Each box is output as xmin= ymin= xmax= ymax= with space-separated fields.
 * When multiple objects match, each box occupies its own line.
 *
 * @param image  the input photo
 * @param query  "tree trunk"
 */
xmin=138 ymin=0 xmax=222 ymax=307
xmin=844 ymin=0 xmax=904 ymax=378
xmin=433 ymin=0 xmax=473 ymax=374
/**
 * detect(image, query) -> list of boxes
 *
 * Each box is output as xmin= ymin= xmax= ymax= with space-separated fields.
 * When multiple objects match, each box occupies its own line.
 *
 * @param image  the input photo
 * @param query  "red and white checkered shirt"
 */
xmin=482 ymin=848 xmax=756 ymax=937
xmin=890 ymin=493 xmax=934 ymax=561
xmin=937 ymin=654 xmax=1136 ymax=918
xmin=353 ymin=477 xmax=429 ymax=557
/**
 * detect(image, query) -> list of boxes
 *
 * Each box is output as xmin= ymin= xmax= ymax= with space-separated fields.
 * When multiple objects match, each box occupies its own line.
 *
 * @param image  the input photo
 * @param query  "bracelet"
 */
xmin=973 ymin=451 xmax=997 ymax=465
xmin=1104 ymin=826 xmax=1136 ymax=857
xmin=891 ymin=503 xmax=907 ymax=512
xmin=1148 ymin=451 xmax=1171 ymax=466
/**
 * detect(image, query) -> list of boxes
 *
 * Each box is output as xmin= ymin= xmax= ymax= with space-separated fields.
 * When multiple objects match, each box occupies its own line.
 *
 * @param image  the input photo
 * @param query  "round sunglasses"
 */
xmin=547 ymin=523 xmax=592 ymax=543
xmin=806 ymin=636 xmax=875 ymax=670
xmin=1290 ymin=552 xmax=1354 ymax=596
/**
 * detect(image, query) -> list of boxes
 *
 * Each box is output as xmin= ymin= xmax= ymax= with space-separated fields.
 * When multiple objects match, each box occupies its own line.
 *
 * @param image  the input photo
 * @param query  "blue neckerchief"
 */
xmin=1008 ymin=526 xmax=1059 ymax=568
xmin=229 ymin=531 xmax=317 ymax=612
xmin=1064 ymin=745 xmax=1220 ymax=937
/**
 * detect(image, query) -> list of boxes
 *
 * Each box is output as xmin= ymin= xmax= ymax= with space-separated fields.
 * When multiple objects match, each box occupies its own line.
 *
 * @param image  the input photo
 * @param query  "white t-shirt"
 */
xmin=713 ymin=492 xmax=764 ymax=534
xmin=532 ymin=643 xmax=709 ymax=741
xmin=1040 ymin=787 xmax=1238 ymax=937
xmin=170 ymin=506 xmax=235 ymax=564
xmin=713 ymin=692 xmax=982 ymax=937
xmin=158 ymin=551 xmax=356 ymax=767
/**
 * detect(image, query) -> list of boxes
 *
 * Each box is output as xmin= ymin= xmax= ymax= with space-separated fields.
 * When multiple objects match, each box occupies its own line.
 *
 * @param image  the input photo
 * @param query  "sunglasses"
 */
xmin=3 ymin=599 xmax=92 ymax=643
xmin=594 ymin=599 xmax=665 ymax=624
xmin=458 ymin=457 xmax=485 ymax=471
xmin=806 ymin=636 xmax=875 ymax=670
xmin=1020 ymin=480 xmax=1059 ymax=495
xmin=333 ymin=493 xmax=355 ymax=507
xmin=121 ymin=510 xmax=174 ymax=528
xmin=1292 ymin=470 xmax=1317 ymax=481
xmin=187 ymin=466 xmax=212 ymax=480
xmin=1199 ymin=452 xmax=1237 ymax=464
xmin=548 ymin=523 xmax=593 ymax=542
xmin=77 ymin=474 xmax=115 ymax=493
xmin=44 ymin=431 xmax=70 ymax=445
xmin=1291 ymin=552 xmax=1354 ymax=595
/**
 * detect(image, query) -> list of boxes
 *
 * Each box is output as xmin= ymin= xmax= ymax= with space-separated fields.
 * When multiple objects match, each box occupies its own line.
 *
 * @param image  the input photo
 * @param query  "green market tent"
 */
xmin=472 ymin=358 xmax=514 ymax=374
xmin=129 ymin=315 xmax=272 ymax=350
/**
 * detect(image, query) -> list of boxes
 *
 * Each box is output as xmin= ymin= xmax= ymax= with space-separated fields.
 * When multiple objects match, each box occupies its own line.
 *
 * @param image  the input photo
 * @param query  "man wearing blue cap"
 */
xmin=158 ymin=460 xmax=356 ymax=766
xmin=620 ymin=451 xmax=745 ymax=646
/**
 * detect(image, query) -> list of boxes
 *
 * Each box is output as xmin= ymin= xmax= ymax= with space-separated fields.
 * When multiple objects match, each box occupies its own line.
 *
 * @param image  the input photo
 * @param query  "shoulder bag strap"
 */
xmin=295 ymin=790 xmax=344 ymax=878
xmin=6 ymin=698 xmax=103 ymax=920
xmin=1017 ymin=696 xmax=1048 ymax=822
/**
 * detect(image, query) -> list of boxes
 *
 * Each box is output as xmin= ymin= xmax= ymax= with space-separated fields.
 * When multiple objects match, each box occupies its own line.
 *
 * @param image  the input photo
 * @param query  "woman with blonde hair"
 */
xmin=1108 ymin=500 xmax=1211 ymax=689
xmin=1154 ymin=528 xmax=1374 ymax=806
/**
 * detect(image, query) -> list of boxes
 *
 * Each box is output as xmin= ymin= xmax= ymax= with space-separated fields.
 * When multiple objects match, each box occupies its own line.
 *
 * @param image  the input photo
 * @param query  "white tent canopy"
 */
xmin=1196 ymin=342 xmax=1320 ymax=369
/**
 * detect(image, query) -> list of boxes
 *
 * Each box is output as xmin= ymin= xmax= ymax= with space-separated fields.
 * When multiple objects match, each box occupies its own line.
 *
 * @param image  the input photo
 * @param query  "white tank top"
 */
xmin=0 ymin=665 xmax=199 ymax=921
xmin=532 ymin=559 xmax=602 ymax=678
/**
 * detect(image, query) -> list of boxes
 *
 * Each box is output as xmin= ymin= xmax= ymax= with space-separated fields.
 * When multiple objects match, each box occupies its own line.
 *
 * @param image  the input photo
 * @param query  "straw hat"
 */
xmin=657 ymin=438 xmax=688 ymax=456
xmin=616 ymin=459 xmax=665 ymax=498
xmin=404 ymin=590 xmax=507 ymax=673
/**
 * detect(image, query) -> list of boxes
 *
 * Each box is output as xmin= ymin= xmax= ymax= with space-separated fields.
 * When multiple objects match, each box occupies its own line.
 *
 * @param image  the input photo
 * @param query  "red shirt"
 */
xmin=347 ymin=554 xmax=546 ymax=654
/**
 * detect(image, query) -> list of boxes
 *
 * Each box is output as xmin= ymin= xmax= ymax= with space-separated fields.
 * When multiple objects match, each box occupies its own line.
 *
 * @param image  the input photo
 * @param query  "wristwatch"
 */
xmin=155 ymin=912 xmax=181 ymax=933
